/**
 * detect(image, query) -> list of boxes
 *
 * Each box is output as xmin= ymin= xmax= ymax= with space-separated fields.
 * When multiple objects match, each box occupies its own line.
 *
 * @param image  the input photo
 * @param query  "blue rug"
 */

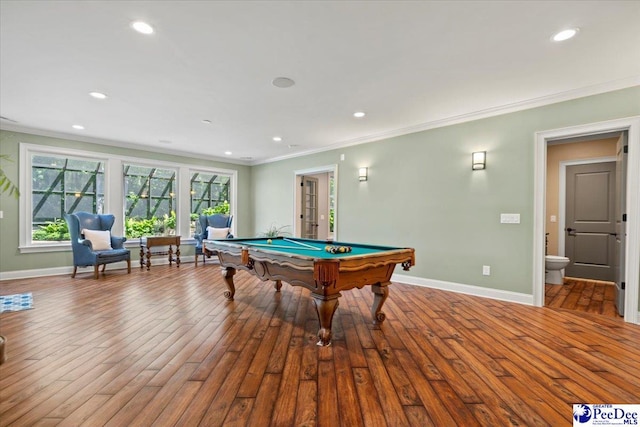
xmin=0 ymin=293 xmax=33 ymax=313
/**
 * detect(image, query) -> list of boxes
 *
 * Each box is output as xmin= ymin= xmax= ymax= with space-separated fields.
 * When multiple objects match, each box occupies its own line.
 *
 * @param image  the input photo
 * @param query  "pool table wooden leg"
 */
xmin=222 ymin=267 xmax=236 ymax=300
xmin=273 ymin=280 xmax=282 ymax=292
xmin=311 ymin=294 xmax=340 ymax=346
xmin=371 ymin=283 xmax=389 ymax=324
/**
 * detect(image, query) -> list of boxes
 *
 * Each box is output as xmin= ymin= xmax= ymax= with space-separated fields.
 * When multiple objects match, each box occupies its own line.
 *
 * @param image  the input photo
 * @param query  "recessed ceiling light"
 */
xmin=132 ymin=21 xmax=154 ymax=35
xmin=273 ymin=136 xmax=282 ymax=142
xmin=224 ymin=151 xmax=232 ymax=155
xmin=353 ymin=111 xmax=366 ymax=118
xmin=72 ymin=124 xmax=84 ymax=130
xmin=272 ymin=77 xmax=295 ymax=88
xmin=552 ymin=28 xmax=578 ymax=42
xmin=202 ymin=119 xmax=212 ymax=124
xmin=89 ymin=91 xmax=107 ymax=99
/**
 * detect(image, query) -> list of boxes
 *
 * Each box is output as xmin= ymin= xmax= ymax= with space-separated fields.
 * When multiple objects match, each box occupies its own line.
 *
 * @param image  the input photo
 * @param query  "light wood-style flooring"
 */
xmin=1 ymin=265 xmax=639 ymax=426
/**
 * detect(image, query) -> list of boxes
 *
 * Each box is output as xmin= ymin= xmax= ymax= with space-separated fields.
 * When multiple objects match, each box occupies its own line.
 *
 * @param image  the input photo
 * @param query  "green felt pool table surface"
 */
xmin=213 ymin=237 xmax=403 ymax=259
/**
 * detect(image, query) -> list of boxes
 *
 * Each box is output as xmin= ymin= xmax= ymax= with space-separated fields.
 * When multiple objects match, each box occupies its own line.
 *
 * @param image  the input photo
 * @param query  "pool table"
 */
xmin=204 ymin=237 xmax=415 ymax=346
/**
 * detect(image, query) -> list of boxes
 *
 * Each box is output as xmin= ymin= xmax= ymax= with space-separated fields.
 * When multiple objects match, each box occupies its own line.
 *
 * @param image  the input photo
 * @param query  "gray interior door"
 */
xmin=614 ymin=133 xmax=627 ymax=315
xmin=565 ymin=161 xmax=616 ymax=281
xmin=301 ymin=176 xmax=318 ymax=239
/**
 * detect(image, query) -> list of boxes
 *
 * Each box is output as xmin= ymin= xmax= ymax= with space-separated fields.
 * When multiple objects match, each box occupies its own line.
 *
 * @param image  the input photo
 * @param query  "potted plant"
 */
xmin=261 ymin=224 xmax=290 ymax=238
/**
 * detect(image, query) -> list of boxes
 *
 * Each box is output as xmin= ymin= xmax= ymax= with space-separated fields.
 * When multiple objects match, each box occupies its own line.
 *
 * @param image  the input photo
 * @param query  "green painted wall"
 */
xmin=252 ymin=87 xmax=640 ymax=296
xmin=0 ymin=130 xmax=252 ymax=272
xmin=2 ymin=87 xmax=639 ymax=308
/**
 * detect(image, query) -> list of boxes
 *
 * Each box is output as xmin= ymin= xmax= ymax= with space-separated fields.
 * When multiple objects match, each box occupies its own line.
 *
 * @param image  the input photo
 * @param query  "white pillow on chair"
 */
xmin=82 ymin=229 xmax=112 ymax=250
xmin=207 ymin=226 xmax=229 ymax=240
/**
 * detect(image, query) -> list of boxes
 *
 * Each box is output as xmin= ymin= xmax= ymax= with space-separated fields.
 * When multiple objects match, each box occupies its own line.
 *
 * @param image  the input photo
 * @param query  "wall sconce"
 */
xmin=359 ymin=167 xmax=368 ymax=182
xmin=472 ymin=151 xmax=486 ymax=170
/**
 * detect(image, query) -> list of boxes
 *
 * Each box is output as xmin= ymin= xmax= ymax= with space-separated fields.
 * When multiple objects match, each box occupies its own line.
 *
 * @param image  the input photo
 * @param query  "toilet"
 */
xmin=545 ymin=255 xmax=570 ymax=285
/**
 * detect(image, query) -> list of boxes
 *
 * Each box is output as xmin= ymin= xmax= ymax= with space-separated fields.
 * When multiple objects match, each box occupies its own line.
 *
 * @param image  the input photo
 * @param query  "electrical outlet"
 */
xmin=482 ymin=265 xmax=491 ymax=276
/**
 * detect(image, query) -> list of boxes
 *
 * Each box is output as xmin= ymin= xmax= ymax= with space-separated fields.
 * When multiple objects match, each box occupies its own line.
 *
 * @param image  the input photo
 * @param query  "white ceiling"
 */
xmin=1 ymin=1 xmax=639 ymax=165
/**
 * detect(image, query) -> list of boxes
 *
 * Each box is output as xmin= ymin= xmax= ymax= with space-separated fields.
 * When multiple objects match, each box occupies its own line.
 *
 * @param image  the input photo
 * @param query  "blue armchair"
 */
xmin=64 ymin=212 xmax=131 ymax=279
xmin=194 ymin=214 xmax=233 ymax=266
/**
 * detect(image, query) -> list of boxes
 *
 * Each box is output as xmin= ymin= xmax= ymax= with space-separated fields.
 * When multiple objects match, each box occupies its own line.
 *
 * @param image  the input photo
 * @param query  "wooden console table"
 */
xmin=140 ymin=235 xmax=181 ymax=270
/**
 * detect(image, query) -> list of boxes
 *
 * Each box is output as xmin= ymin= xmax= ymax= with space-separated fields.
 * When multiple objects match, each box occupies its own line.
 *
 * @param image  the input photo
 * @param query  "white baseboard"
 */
xmin=4 ymin=263 xmax=637 ymax=325
xmin=392 ymin=273 xmax=640 ymax=325
xmin=0 ymin=256 xmax=199 ymax=280
xmin=391 ymin=273 xmax=535 ymax=306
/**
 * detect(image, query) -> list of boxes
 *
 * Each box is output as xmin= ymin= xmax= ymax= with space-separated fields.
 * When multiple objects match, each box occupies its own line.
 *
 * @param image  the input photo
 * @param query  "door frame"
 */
xmin=534 ymin=116 xmax=640 ymax=324
xmin=557 ymin=157 xmax=616 ymax=257
xmin=293 ymin=164 xmax=338 ymax=240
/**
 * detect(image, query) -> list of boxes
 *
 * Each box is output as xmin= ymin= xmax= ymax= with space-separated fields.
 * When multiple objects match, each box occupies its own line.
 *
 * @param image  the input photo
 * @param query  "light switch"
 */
xmin=320 ymin=214 xmax=325 ymax=220
xmin=500 ymin=213 xmax=520 ymax=224
xmin=550 ymin=215 xmax=557 ymax=223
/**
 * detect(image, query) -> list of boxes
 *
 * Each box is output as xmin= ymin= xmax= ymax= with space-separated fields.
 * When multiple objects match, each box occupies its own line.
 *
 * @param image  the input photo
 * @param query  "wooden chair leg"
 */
xmin=71 ymin=266 xmax=77 ymax=278
xmin=94 ymin=265 xmax=99 ymax=279
xmin=101 ymin=264 xmax=107 ymax=272
xmin=127 ymin=259 xmax=131 ymax=274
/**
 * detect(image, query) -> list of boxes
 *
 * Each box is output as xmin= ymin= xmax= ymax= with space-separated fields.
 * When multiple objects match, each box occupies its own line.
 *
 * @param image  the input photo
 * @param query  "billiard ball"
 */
xmin=267 ymin=239 xmax=272 ymax=244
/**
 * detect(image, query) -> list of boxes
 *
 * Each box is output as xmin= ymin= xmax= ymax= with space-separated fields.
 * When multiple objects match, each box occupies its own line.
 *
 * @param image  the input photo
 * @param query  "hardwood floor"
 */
xmin=545 ymin=277 xmax=620 ymax=318
xmin=1 ymin=265 xmax=639 ymax=426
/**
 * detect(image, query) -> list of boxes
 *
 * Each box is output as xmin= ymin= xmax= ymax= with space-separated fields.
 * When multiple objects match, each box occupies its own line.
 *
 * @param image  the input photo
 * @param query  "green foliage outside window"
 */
xmin=32 ymin=219 xmax=70 ymax=241
xmin=125 ymin=217 xmax=155 ymax=238
xmin=329 ymin=208 xmax=334 ymax=233
xmin=125 ymin=210 xmax=177 ymax=238
xmin=201 ymin=200 xmax=230 ymax=215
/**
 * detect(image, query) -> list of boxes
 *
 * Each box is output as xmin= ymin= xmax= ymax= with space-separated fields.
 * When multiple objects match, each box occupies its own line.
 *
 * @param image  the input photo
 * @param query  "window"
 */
xmin=123 ymin=164 xmax=177 ymax=238
xmin=30 ymin=152 xmax=105 ymax=242
xmin=190 ymin=171 xmax=232 ymax=236
xmin=19 ymin=143 xmax=238 ymax=252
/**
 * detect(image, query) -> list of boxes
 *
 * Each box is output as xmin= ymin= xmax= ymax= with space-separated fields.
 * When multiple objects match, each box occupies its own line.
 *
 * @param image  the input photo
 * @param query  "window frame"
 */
xmin=19 ymin=143 xmax=238 ymax=253
xmin=122 ymin=162 xmax=179 ymax=238
xmin=19 ymin=144 xmax=112 ymax=253
xmin=188 ymin=167 xmax=238 ymax=237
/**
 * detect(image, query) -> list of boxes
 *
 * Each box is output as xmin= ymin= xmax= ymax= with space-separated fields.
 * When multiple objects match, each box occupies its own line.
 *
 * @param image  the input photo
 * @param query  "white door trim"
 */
xmin=293 ymin=164 xmax=338 ymax=239
xmin=558 ymin=156 xmax=616 ymax=257
xmin=534 ymin=116 xmax=640 ymax=324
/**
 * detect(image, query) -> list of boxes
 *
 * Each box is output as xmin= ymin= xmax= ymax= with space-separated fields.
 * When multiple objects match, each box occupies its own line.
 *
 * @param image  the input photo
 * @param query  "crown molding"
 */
xmin=0 ymin=123 xmax=252 ymax=166
xmin=3 ymin=77 xmax=638 ymax=167
xmin=253 ymin=76 xmax=640 ymax=165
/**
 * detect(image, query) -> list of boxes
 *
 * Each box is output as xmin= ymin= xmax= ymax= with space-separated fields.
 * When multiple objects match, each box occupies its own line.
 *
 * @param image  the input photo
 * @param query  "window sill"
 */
xmin=19 ymin=238 xmax=198 ymax=254
xmin=19 ymin=242 xmax=72 ymax=254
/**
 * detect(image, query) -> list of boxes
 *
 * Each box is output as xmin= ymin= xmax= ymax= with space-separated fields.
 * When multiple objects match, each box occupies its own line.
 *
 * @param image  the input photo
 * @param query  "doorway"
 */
xmin=548 ymin=151 xmax=618 ymax=317
xmin=563 ymin=159 xmax=616 ymax=281
xmin=293 ymin=165 xmax=338 ymax=241
xmin=534 ymin=117 xmax=640 ymax=325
